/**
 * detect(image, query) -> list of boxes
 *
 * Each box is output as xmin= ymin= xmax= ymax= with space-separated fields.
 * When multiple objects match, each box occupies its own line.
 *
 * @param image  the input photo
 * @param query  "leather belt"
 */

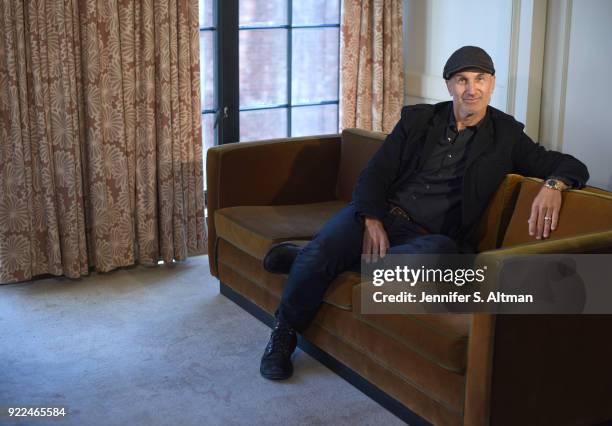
xmin=387 ymin=204 xmax=430 ymax=235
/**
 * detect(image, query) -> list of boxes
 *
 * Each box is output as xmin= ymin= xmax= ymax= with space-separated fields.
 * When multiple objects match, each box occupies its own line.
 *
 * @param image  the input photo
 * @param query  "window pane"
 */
xmin=292 ymin=28 xmax=339 ymax=104
xmin=199 ymin=0 xmax=214 ymax=28
xmin=240 ymin=0 xmax=287 ymax=27
xmin=291 ymin=104 xmax=338 ymax=137
xmin=240 ymin=108 xmax=287 ymax=142
xmin=202 ymin=113 xmax=215 ymax=190
xmin=292 ymin=0 xmax=340 ymax=26
xmin=200 ymin=31 xmax=215 ymax=111
xmin=240 ymin=29 xmax=288 ymax=108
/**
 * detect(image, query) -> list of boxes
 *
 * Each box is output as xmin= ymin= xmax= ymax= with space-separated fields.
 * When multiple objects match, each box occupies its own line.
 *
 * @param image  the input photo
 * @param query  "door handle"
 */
xmin=214 ymin=106 xmax=229 ymax=129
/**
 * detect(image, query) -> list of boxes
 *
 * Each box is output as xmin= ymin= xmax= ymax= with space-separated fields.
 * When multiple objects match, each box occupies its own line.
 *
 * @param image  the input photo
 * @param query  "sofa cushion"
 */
xmin=214 ymin=200 xmax=347 ymax=260
xmin=216 ymin=238 xmax=359 ymax=310
xmin=502 ymin=178 xmax=612 ymax=247
xmin=352 ymin=284 xmax=471 ymax=373
xmin=325 ymin=271 xmax=361 ymax=310
xmin=336 ymin=129 xmax=386 ymax=201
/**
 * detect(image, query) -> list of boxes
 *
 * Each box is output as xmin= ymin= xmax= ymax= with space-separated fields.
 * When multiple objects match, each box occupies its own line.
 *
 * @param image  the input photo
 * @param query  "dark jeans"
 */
xmin=277 ymin=203 xmax=458 ymax=332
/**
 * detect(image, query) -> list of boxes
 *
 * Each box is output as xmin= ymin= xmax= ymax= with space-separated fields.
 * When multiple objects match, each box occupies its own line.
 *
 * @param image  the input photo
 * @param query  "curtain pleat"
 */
xmin=340 ymin=0 xmax=404 ymax=133
xmin=0 ymin=0 xmax=206 ymax=284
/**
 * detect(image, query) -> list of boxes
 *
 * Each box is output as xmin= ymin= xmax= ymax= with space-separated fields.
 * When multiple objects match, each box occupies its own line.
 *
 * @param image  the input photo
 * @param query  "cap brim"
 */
xmin=445 ymin=65 xmax=495 ymax=79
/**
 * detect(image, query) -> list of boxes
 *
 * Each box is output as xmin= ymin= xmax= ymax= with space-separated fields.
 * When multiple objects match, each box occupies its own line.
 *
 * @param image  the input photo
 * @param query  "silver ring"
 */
xmin=544 ymin=217 xmax=552 ymax=221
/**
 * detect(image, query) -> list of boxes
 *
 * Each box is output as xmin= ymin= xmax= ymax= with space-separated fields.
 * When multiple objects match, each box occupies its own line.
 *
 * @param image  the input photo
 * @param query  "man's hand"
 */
xmin=528 ymin=186 xmax=563 ymax=240
xmin=363 ymin=217 xmax=390 ymax=263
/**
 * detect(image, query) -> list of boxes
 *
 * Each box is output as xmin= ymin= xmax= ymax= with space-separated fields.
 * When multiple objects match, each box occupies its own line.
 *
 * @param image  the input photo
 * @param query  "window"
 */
xmin=238 ymin=0 xmax=340 ymax=141
xmin=198 ymin=0 xmax=340 ymax=151
xmin=199 ymin=0 xmax=217 ymax=156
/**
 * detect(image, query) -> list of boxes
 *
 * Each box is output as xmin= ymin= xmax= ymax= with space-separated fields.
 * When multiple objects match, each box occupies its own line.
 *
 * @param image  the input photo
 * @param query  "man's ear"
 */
xmin=445 ymin=79 xmax=452 ymax=97
xmin=491 ymin=75 xmax=496 ymax=92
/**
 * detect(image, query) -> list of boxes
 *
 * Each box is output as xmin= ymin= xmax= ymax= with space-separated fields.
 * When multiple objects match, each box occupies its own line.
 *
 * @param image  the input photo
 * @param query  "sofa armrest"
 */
xmin=206 ymin=134 xmax=341 ymax=276
xmin=471 ymin=231 xmax=612 ymax=310
xmin=466 ymin=313 xmax=612 ymax=426
xmin=464 ymin=314 xmax=496 ymax=426
xmin=478 ymin=229 xmax=612 ymax=256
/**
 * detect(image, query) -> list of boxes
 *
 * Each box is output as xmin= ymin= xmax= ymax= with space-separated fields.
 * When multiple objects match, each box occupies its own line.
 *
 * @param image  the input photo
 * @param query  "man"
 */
xmin=259 ymin=46 xmax=589 ymax=380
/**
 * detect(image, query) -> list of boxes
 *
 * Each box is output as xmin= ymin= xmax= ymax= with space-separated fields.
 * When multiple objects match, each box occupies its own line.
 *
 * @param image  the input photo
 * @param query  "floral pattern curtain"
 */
xmin=0 ymin=0 xmax=206 ymax=284
xmin=340 ymin=0 xmax=405 ymax=133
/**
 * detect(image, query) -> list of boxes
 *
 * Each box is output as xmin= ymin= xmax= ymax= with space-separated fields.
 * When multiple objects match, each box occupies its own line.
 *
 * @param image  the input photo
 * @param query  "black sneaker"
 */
xmin=260 ymin=320 xmax=298 ymax=380
xmin=262 ymin=242 xmax=302 ymax=274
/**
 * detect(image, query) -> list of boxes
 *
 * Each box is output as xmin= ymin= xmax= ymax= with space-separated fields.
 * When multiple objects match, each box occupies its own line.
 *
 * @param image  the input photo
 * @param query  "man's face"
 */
xmin=446 ymin=69 xmax=496 ymax=118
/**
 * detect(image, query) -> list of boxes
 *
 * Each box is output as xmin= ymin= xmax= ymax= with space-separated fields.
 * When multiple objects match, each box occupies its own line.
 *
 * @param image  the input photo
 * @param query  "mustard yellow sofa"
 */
xmin=206 ymin=129 xmax=612 ymax=426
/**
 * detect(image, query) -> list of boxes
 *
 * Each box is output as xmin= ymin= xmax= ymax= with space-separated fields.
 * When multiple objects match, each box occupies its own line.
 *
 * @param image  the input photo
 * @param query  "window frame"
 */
xmin=199 ymin=1 xmax=221 ymax=148
xmin=208 ymin=0 xmax=341 ymax=145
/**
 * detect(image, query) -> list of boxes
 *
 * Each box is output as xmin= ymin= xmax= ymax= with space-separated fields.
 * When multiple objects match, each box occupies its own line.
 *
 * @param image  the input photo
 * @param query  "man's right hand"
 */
xmin=363 ymin=217 xmax=390 ymax=263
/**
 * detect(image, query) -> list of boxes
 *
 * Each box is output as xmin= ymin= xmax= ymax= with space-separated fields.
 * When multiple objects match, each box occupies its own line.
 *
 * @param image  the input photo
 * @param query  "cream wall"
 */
xmin=553 ymin=0 xmax=612 ymax=190
xmin=402 ymin=0 xmax=513 ymax=110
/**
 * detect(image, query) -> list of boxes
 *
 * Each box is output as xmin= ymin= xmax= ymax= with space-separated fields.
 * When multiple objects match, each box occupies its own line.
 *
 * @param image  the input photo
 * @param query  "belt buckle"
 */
xmin=390 ymin=205 xmax=410 ymax=221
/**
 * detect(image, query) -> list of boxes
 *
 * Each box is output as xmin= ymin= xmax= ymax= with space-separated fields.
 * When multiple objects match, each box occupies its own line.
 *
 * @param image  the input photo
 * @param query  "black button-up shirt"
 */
xmin=389 ymin=110 xmax=488 ymax=236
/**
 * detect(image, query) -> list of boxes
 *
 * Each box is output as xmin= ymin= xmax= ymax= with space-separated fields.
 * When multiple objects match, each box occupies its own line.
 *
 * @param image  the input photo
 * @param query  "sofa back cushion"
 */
xmin=336 ymin=128 xmax=386 ymax=201
xmin=501 ymin=178 xmax=612 ymax=247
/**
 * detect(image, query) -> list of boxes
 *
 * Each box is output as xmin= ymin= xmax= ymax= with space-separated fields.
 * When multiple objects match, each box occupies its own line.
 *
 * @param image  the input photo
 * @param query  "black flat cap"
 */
xmin=443 ymin=46 xmax=495 ymax=80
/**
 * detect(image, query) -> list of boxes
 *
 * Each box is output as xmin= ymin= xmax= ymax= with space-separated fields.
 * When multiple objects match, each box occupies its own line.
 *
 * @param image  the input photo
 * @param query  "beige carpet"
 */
xmin=0 ymin=255 xmax=404 ymax=425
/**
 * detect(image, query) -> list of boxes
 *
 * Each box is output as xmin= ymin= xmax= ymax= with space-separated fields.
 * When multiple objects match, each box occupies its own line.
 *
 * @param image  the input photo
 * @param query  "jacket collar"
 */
xmin=416 ymin=102 xmax=451 ymax=170
xmin=465 ymin=106 xmax=495 ymax=168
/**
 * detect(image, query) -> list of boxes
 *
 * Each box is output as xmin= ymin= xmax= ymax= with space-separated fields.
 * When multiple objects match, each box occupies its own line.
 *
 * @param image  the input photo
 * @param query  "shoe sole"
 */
xmin=260 ymin=367 xmax=293 ymax=380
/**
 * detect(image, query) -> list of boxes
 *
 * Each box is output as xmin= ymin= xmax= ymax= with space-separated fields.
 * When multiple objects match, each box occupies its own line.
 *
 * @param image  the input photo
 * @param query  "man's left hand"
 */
xmin=528 ymin=186 xmax=563 ymax=239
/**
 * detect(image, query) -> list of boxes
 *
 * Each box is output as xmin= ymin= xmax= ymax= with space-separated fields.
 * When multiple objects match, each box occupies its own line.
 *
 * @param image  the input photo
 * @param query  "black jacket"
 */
xmin=352 ymin=102 xmax=589 ymax=249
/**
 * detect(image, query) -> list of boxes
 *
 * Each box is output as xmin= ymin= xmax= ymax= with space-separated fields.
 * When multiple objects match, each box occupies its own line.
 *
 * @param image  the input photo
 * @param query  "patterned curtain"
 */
xmin=340 ymin=0 xmax=404 ymax=133
xmin=0 ymin=0 xmax=206 ymax=284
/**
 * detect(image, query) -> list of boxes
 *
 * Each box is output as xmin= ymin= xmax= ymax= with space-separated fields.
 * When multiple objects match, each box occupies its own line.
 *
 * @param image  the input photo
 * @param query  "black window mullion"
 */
xmin=217 ymin=0 xmax=239 ymax=144
xmin=241 ymin=100 xmax=339 ymax=113
xmin=238 ymin=24 xmax=339 ymax=30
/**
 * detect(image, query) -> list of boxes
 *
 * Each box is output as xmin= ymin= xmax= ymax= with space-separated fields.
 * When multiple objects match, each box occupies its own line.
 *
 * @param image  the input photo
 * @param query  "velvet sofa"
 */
xmin=206 ymin=129 xmax=612 ymax=426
